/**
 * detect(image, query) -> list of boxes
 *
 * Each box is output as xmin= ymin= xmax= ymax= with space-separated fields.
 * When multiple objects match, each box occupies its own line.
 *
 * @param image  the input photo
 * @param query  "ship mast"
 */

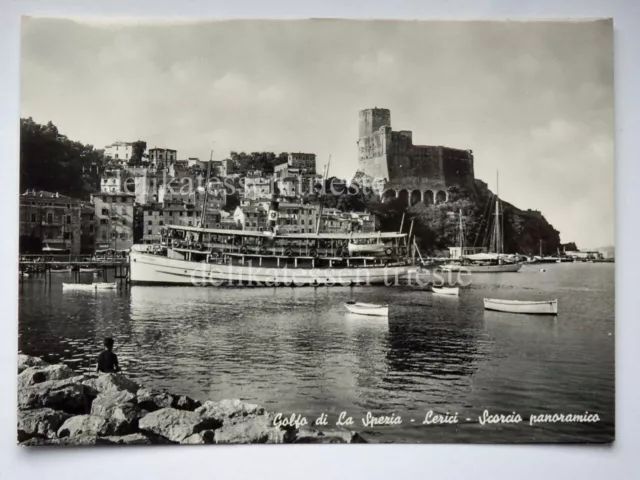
xmin=315 ymin=154 xmax=331 ymax=235
xmin=198 ymin=149 xmax=213 ymax=229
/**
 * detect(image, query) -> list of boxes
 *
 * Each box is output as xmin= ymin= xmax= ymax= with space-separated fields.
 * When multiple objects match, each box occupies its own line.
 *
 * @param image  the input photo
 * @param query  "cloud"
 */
xmin=352 ymin=49 xmax=396 ymax=78
xmin=20 ymin=18 xmax=614 ymax=246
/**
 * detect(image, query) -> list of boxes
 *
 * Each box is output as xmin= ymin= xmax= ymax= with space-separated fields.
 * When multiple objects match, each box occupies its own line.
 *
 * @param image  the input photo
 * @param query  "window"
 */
xmin=122 ymin=219 xmax=127 ymax=226
xmin=64 ymin=232 xmax=71 ymax=240
xmin=148 ymin=221 xmax=152 ymax=226
xmin=120 ymin=233 xmax=128 ymax=240
xmin=102 ymin=231 xmax=107 ymax=240
xmin=159 ymin=220 xmax=164 ymax=226
xmin=148 ymin=229 xmax=152 ymax=235
xmin=102 ymin=208 xmax=109 ymax=215
xmin=46 ymin=213 xmax=53 ymax=223
xmin=66 ymin=215 xmax=71 ymax=224
xmin=30 ymin=213 xmax=36 ymax=222
xmin=100 ymin=219 xmax=108 ymax=225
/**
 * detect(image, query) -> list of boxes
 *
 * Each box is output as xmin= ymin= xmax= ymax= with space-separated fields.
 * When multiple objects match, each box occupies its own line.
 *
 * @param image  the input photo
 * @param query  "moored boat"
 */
xmin=441 ymin=184 xmax=522 ymax=274
xmin=441 ymin=261 xmax=522 ymax=273
xmin=79 ymin=268 xmax=99 ymax=273
xmin=345 ymin=301 xmax=389 ymax=317
xmin=130 ymin=225 xmax=412 ymax=287
xmin=347 ymin=242 xmax=387 ymax=255
xmin=431 ymin=285 xmax=459 ymax=296
xmin=62 ymin=282 xmax=117 ymax=291
xmin=483 ymin=298 xmax=558 ymax=315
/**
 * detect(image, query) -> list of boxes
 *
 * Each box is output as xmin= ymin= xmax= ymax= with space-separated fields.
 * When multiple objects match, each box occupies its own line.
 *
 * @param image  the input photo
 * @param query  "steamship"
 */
xmin=129 ymin=202 xmax=414 ymax=286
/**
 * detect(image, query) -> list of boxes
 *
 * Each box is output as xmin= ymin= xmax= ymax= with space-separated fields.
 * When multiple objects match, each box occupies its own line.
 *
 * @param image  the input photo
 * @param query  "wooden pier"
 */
xmin=19 ymin=254 xmax=130 ymax=285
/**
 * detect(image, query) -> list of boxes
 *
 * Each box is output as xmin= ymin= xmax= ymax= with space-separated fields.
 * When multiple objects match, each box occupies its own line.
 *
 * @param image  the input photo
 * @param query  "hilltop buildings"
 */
xmin=104 ymin=142 xmax=134 ymax=164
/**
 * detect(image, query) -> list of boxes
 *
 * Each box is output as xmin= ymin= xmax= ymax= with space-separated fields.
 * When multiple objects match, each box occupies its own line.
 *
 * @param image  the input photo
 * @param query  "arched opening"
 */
xmin=410 ymin=189 xmax=422 ymax=206
xmin=398 ymin=189 xmax=409 ymax=206
xmin=435 ymin=190 xmax=447 ymax=204
xmin=382 ymin=189 xmax=397 ymax=203
xmin=423 ymin=190 xmax=434 ymax=205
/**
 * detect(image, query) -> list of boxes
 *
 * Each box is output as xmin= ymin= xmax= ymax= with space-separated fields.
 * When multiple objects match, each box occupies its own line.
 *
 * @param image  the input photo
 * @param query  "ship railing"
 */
xmin=171 ymin=243 xmax=402 ymax=258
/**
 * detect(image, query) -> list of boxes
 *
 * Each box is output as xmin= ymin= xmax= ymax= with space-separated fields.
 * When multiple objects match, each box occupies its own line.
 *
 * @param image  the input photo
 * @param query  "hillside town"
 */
xmin=19 ymin=142 xmax=378 ymax=256
xmin=18 ymin=108 xmax=614 ymax=262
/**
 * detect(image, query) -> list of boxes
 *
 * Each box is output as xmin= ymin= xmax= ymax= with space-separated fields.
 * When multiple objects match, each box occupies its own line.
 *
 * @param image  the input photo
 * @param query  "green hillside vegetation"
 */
xmin=20 ymin=118 xmax=105 ymax=199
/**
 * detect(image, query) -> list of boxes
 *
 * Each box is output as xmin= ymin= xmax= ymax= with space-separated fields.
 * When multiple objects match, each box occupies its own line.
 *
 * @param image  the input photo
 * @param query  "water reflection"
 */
xmin=18 ymin=264 xmax=615 ymax=442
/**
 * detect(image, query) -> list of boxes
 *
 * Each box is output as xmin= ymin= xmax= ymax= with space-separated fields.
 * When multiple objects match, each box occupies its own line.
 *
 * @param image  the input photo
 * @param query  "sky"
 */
xmin=20 ymin=17 xmax=614 ymax=248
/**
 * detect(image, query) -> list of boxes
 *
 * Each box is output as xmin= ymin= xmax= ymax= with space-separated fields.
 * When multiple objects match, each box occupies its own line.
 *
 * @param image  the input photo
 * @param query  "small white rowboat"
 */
xmin=347 ymin=243 xmax=387 ymax=255
xmin=79 ymin=268 xmax=99 ymax=273
xmin=62 ymin=282 xmax=117 ymax=291
xmin=345 ymin=301 xmax=389 ymax=317
xmin=483 ymin=298 xmax=558 ymax=315
xmin=431 ymin=286 xmax=459 ymax=296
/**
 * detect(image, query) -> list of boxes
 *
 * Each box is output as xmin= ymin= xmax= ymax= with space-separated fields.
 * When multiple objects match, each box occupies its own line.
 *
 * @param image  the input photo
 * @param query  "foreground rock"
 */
xmin=18 ymin=408 xmax=72 ymax=442
xmin=137 ymin=388 xmax=202 ymax=412
xmin=57 ymin=415 xmax=114 ymax=438
xmin=18 ymin=354 xmax=49 ymax=374
xmin=139 ymin=407 xmax=220 ymax=443
xmin=83 ymin=373 xmax=140 ymax=395
xmin=90 ymin=390 xmax=141 ymax=435
xmin=18 ymin=378 xmax=89 ymax=414
xmin=196 ymin=399 xmax=265 ymax=423
xmin=17 ymin=355 xmax=367 ymax=446
xmin=214 ymin=414 xmax=293 ymax=444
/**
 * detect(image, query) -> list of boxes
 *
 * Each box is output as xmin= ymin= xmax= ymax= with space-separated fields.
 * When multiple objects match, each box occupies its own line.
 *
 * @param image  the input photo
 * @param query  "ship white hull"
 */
xmin=130 ymin=251 xmax=412 ymax=286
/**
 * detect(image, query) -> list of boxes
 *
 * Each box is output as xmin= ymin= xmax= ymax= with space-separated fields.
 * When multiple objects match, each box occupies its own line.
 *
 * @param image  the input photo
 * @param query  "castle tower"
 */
xmin=357 ymin=108 xmax=392 ymax=181
xmin=358 ymin=108 xmax=391 ymax=138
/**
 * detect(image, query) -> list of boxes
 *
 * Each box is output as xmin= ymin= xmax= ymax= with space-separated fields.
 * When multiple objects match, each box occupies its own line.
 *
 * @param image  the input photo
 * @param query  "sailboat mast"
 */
xmin=494 ymin=171 xmax=501 ymax=256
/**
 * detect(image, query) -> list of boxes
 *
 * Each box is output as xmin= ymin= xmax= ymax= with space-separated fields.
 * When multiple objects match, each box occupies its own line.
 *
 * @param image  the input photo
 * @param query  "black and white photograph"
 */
xmin=17 ymin=17 xmax=614 ymax=446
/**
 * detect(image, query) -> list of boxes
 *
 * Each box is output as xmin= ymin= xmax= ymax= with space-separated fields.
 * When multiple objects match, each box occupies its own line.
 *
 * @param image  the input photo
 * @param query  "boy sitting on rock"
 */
xmin=96 ymin=337 xmax=120 ymax=374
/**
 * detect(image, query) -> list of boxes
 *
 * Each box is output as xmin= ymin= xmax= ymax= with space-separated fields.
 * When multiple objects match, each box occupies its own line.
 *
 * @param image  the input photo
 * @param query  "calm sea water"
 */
xmin=18 ymin=262 xmax=615 ymax=443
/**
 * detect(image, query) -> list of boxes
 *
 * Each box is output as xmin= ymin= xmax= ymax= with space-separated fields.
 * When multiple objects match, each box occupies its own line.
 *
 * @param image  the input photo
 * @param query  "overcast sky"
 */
xmin=20 ymin=18 xmax=614 ymax=248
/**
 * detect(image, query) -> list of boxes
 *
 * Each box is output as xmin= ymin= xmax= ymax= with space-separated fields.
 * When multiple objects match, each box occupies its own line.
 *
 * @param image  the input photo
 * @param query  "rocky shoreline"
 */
xmin=17 ymin=355 xmax=366 ymax=446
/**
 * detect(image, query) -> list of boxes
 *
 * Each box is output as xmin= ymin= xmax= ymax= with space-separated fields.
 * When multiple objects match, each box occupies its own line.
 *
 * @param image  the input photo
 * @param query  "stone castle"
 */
xmin=356 ymin=108 xmax=475 ymax=205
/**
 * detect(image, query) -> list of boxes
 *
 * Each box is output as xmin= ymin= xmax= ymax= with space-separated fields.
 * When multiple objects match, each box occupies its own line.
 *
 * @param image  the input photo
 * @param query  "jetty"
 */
xmin=19 ymin=254 xmax=130 ymax=284
xmin=17 ymin=355 xmax=365 ymax=445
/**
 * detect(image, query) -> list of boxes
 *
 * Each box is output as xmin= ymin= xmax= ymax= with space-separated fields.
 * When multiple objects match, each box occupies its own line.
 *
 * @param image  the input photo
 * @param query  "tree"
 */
xmin=20 ymin=117 xmax=106 ymax=199
xmin=129 ymin=140 xmax=147 ymax=166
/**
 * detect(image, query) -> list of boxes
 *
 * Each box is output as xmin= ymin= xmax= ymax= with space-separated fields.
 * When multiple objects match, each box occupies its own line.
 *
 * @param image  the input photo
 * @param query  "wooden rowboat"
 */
xmin=79 ymin=268 xmax=99 ymax=273
xmin=345 ymin=301 xmax=389 ymax=317
xmin=483 ymin=298 xmax=558 ymax=315
xmin=347 ymin=243 xmax=387 ymax=255
xmin=62 ymin=282 xmax=117 ymax=291
xmin=431 ymin=286 xmax=459 ymax=296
